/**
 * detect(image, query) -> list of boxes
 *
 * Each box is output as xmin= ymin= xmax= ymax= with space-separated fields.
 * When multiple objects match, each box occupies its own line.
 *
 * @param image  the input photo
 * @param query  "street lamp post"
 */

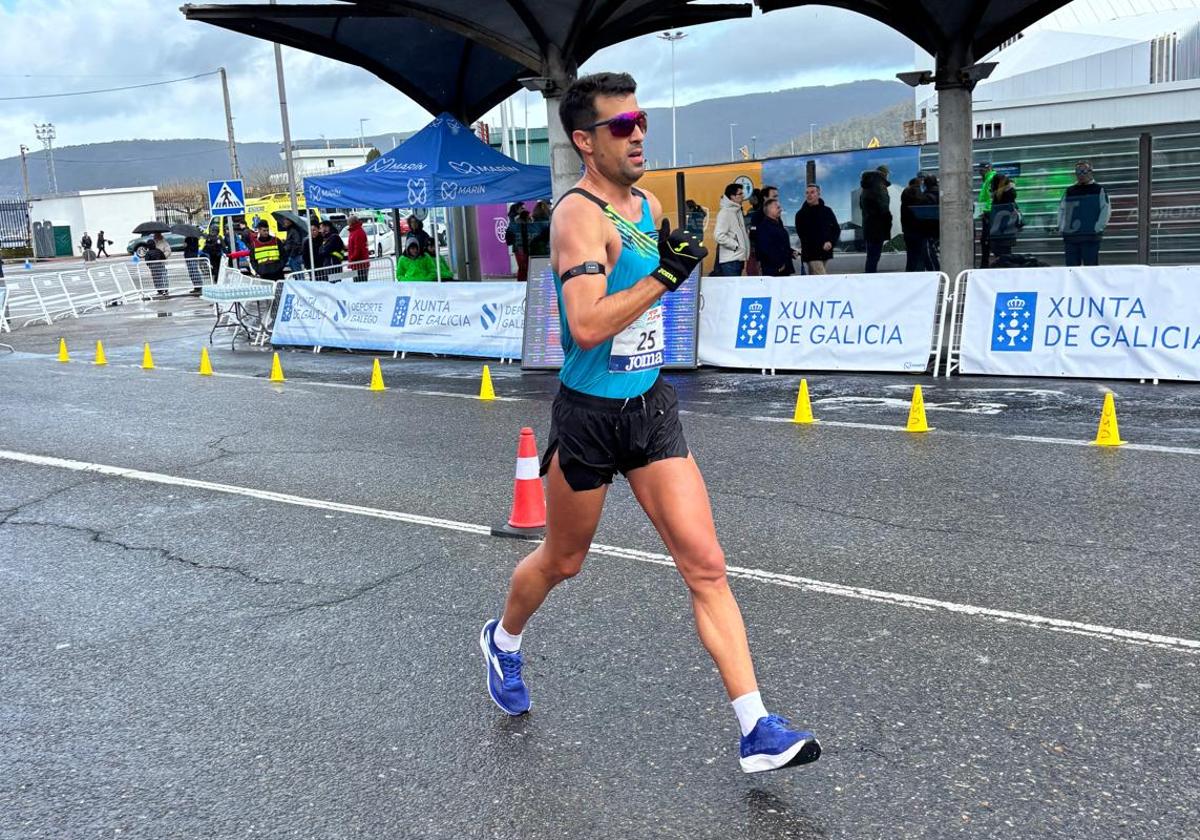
xmin=34 ymin=123 xmax=57 ymax=194
xmin=729 ymin=123 xmax=737 ymax=162
xmin=751 ymin=135 xmax=757 ymax=159
xmin=359 ymin=118 xmax=370 ymax=149
xmin=810 ymin=122 xmax=816 ymax=153
xmin=657 ymin=31 xmax=686 ymax=168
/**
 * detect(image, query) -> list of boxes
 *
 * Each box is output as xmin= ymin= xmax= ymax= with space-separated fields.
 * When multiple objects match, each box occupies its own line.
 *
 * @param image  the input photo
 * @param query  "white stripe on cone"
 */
xmin=514 ymin=456 xmax=540 ymax=481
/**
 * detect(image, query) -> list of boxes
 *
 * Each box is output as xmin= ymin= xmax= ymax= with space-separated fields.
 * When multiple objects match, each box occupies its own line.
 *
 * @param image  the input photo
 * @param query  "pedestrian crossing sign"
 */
xmin=208 ymin=179 xmax=245 ymax=217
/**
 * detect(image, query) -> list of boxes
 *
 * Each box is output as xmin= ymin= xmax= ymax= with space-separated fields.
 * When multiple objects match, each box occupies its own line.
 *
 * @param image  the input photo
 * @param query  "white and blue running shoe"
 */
xmin=479 ymin=619 xmax=530 ymax=716
xmin=738 ymin=715 xmax=821 ymax=773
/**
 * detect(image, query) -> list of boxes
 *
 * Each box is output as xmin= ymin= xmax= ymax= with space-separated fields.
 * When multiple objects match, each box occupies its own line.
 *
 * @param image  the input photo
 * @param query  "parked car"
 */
xmin=126 ymin=232 xmax=188 ymax=258
xmin=360 ymin=221 xmax=395 ymax=258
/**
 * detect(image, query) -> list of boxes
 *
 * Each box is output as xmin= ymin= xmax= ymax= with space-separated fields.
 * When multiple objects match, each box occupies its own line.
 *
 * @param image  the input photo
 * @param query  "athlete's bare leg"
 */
xmin=500 ymin=453 xmax=607 ymax=635
xmin=627 ymin=455 xmax=758 ymax=700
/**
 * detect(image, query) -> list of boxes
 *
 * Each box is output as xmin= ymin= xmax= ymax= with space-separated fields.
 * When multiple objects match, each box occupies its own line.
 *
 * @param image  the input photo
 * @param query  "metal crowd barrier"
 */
xmin=935 ymin=270 xmax=972 ymax=377
xmin=0 ymin=258 xmax=213 ymax=332
xmin=284 ymin=256 xmax=397 ymax=285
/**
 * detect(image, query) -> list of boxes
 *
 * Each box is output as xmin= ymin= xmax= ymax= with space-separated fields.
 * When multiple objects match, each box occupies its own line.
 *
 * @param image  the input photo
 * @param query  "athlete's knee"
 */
xmin=677 ymin=544 xmax=728 ymax=591
xmin=543 ymin=545 xmax=588 ymax=582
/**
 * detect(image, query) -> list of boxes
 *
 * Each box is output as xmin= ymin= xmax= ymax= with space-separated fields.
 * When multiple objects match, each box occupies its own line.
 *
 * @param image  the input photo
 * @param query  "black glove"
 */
xmin=651 ymin=218 xmax=707 ymax=292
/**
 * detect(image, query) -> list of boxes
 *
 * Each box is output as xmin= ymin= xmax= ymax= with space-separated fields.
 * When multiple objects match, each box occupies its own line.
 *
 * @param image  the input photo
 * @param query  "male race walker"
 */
xmin=480 ymin=72 xmax=821 ymax=774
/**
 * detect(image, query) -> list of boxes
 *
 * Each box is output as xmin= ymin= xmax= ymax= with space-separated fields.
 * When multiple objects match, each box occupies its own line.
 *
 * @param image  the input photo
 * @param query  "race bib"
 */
xmin=609 ymin=306 xmax=665 ymax=373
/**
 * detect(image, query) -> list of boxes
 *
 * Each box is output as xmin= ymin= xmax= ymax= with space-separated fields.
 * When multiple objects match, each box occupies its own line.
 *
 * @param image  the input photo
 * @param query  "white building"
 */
xmin=268 ymin=147 xmax=372 ymax=186
xmin=29 ymin=185 xmax=157 ymax=257
xmin=915 ymin=5 xmax=1200 ymax=141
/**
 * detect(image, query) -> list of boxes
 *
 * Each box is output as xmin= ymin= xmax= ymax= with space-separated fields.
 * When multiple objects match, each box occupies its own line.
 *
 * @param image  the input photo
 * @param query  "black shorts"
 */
xmin=540 ymin=377 xmax=690 ymax=492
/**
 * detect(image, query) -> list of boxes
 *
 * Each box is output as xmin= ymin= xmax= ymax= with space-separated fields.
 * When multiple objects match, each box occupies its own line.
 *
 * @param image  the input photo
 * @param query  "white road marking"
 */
xmin=2 ymin=447 xmax=1197 ymax=655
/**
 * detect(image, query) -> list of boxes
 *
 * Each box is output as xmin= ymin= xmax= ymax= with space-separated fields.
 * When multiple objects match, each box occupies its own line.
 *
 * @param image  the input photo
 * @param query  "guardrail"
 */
xmin=284 ymin=256 xmax=397 ymax=284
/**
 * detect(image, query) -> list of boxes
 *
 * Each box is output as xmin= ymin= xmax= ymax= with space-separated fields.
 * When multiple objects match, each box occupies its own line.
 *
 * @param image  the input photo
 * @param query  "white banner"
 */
xmin=272 ymin=280 xmax=526 ymax=359
xmin=958 ymin=266 xmax=1200 ymax=381
xmin=698 ymin=273 xmax=941 ymax=372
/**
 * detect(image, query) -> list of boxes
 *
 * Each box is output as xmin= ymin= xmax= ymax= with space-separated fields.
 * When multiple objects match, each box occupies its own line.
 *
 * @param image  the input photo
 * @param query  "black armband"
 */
xmin=560 ymin=261 xmax=606 ymax=282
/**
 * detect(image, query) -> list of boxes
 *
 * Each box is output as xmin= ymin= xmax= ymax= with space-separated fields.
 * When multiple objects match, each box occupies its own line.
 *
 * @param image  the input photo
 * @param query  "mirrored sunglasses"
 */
xmin=584 ymin=110 xmax=648 ymax=138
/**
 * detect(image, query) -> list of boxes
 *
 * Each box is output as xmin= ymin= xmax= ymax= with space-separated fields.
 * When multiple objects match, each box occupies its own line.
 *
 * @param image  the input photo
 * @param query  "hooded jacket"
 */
xmin=794 ymin=199 xmax=841 ymax=262
xmin=346 ymin=218 xmax=370 ymax=265
xmin=396 ymin=235 xmax=453 ymax=281
xmin=714 ymin=195 xmax=750 ymax=264
xmin=859 ymin=170 xmax=893 ymax=243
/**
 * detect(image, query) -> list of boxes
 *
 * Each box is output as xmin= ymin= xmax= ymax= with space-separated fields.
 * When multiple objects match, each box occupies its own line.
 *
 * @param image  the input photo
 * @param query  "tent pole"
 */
xmin=434 ymin=208 xmax=442 ymax=282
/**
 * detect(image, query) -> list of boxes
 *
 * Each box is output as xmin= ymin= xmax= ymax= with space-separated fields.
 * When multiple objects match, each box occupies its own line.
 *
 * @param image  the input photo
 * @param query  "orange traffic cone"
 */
xmin=491 ymin=427 xmax=547 ymax=539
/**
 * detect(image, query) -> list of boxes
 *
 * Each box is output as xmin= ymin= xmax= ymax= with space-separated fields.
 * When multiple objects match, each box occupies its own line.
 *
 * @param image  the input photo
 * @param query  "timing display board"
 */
xmin=520 ymin=257 xmax=700 ymax=370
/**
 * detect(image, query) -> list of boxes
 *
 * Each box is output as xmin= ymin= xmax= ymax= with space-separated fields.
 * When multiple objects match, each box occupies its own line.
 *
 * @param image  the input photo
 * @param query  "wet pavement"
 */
xmin=1 ymin=297 xmax=1198 ymax=839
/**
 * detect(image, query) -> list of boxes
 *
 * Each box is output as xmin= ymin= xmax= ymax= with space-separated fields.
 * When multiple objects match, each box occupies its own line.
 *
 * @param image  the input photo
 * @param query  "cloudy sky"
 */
xmin=0 ymin=0 xmax=922 ymax=156
xmin=0 ymin=0 xmax=1171 ymax=156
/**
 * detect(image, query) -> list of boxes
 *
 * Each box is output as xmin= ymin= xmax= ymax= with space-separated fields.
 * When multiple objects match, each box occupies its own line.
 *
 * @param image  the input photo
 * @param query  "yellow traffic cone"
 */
xmin=906 ymin=385 xmax=931 ymax=432
xmin=93 ymin=340 xmax=108 ymax=367
xmin=479 ymin=364 xmax=496 ymax=401
xmin=369 ymin=358 xmax=386 ymax=391
xmin=792 ymin=378 xmax=815 ymax=424
xmin=57 ymin=338 xmax=70 ymax=363
xmin=141 ymin=343 xmax=155 ymax=370
xmin=1092 ymin=392 xmax=1125 ymax=446
xmin=199 ymin=346 xmax=213 ymax=376
xmin=269 ymin=351 xmax=286 ymax=383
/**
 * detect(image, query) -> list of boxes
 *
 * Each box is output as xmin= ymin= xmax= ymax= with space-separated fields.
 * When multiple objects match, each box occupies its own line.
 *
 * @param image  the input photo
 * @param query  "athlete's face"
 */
xmin=578 ymin=93 xmax=646 ymax=186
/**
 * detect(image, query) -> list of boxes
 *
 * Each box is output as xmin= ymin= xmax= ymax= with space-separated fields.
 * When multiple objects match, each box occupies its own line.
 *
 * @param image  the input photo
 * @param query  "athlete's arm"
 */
xmin=553 ymin=197 xmax=667 ymax=351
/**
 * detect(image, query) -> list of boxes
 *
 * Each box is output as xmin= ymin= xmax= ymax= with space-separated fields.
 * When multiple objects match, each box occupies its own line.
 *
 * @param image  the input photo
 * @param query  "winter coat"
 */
xmin=283 ymin=225 xmax=305 ymax=259
xmin=753 ymin=216 xmax=794 ymax=276
xmin=248 ymin=233 xmax=284 ymax=279
xmin=346 ymin=218 xmax=370 ymax=265
xmin=917 ymin=189 xmax=940 ymax=240
xmin=1058 ymin=182 xmax=1111 ymax=242
xmin=316 ymin=233 xmax=346 ymax=268
xmin=182 ymin=237 xmax=200 ymax=260
xmin=395 ymin=252 xmax=454 ymax=282
xmin=977 ymin=169 xmax=997 ymax=215
xmin=989 ymin=186 xmax=1021 ymax=241
xmin=859 ymin=170 xmax=893 ymax=244
xmin=900 ymin=185 xmax=924 ymax=236
xmin=714 ymin=195 xmax=750 ymax=264
xmin=793 ymin=200 xmax=840 ymax=262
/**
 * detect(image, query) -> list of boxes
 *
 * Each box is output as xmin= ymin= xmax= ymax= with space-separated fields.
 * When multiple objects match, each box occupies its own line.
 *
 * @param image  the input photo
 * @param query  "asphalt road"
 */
xmin=1 ymin=302 xmax=1198 ymax=839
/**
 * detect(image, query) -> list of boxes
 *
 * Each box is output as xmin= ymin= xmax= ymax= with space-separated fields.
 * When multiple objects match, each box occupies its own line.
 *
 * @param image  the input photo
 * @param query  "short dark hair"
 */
xmin=559 ymin=72 xmax=637 ymax=155
xmin=724 ymin=183 xmax=743 ymax=199
xmin=764 ymin=199 xmax=780 ymax=211
xmin=762 ymin=184 xmax=779 ymax=196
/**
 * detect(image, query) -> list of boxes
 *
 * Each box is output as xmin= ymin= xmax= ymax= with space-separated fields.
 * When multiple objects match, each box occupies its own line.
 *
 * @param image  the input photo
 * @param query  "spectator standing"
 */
xmin=315 ymin=220 xmax=346 ymax=280
xmin=753 ymin=199 xmax=796 ymax=277
xmin=859 ymin=165 xmax=893 ymax=273
xmin=346 ymin=215 xmax=371 ymax=282
xmin=505 ymin=209 xmax=535 ymax=281
xmin=1058 ymin=160 xmax=1111 ymax=267
xmin=201 ymin=234 xmax=224 ymax=281
xmin=528 ymin=201 xmax=551 ymax=259
xmin=747 ymin=185 xmax=777 ymax=275
xmin=96 ymin=230 xmax=111 ymax=258
xmin=976 ymin=162 xmax=996 ymax=268
xmin=280 ymin=218 xmax=305 ymax=273
xmin=900 ymin=178 xmax=925 ymax=272
xmin=988 ymin=174 xmax=1021 ymax=262
xmin=793 ymin=184 xmax=840 ymax=275
xmin=684 ymin=199 xmax=707 ymax=238
xmin=304 ymin=221 xmax=324 ymax=271
xmin=80 ymin=232 xmax=93 ymax=260
xmin=152 ymin=231 xmax=172 ymax=260
xmin=183 ymin=235 xmax=203 ymax=294
xmin=145 ymin=238 xmax=168 ymax=297
xmin=248 ymin=220 xmax=285 ymax=281
xmin=917 ymin=175 xmax=941 ymax=271
xmin=714 ymin=182 xmax=750 ymax=276
xmin=407 ymin=215 xmax=433 ymax=255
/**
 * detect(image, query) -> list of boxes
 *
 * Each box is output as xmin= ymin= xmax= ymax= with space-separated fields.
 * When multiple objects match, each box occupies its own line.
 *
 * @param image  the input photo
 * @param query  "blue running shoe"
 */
xmin=479 ymin=619 xmax=530 ymax=716
xmin=739 ymin=715 xmax=821 ymax=773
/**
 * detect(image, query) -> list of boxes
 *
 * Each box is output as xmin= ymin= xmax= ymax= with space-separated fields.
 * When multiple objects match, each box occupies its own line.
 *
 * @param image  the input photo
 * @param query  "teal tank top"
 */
xmin=554 ymin=188 xmax=661 ymax=399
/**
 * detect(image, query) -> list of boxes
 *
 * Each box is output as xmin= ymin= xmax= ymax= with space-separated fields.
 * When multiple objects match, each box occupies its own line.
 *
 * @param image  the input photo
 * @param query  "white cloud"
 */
xmin=3 ymin=1 xmax=911 ymax=154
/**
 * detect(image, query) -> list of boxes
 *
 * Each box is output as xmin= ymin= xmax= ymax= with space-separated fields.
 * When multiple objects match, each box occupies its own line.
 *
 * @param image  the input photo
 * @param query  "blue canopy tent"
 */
xmin=304 ymin=113 xmax=550 ymax=280
xmin=304 ymin=113 xmax=550 ymax=210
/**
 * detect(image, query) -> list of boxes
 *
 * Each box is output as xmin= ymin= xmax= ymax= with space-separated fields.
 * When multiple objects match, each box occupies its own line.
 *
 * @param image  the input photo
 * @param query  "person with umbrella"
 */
xmin=272 ymin=211 xmax=307 ymax=274
xmin=132 ymin=221 xmax=173 ymax=295
xmin=172 ymin=222 xmax=207 ymax=294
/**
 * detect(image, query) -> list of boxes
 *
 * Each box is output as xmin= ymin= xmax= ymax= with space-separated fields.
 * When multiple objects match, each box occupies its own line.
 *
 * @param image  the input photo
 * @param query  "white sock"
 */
xmin=493 ymin=620 xmax=522 ymax=652
xmin=732 ymin=691 xmax=769 ymax=737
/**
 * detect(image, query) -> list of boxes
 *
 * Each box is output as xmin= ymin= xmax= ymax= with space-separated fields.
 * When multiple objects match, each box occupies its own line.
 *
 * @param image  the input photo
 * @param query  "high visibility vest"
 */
xmin=252 ymin=239 xmax=281 ymax=263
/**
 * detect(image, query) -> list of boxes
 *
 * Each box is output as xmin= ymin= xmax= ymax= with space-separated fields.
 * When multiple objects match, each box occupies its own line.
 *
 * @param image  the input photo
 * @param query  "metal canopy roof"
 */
xmin=183 ymin=1 xmax=753 ymax=121
xmin=754 ymin=0 xmax=1075 ymax=61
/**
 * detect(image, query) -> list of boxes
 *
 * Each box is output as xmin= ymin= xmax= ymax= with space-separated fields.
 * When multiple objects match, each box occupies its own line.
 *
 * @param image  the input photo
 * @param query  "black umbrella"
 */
xmin=133 ymin=221 xmax=172 ymax=234
xmin=169 ymin=222 xmax=205 ymax=238
xmin=271 ymin=210 xmax=309 ymax=234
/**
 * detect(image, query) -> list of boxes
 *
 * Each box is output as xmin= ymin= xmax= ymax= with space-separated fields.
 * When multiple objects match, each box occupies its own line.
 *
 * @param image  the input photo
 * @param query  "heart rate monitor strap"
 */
xmin=560 ymin=261 xmax=607 ymax=282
